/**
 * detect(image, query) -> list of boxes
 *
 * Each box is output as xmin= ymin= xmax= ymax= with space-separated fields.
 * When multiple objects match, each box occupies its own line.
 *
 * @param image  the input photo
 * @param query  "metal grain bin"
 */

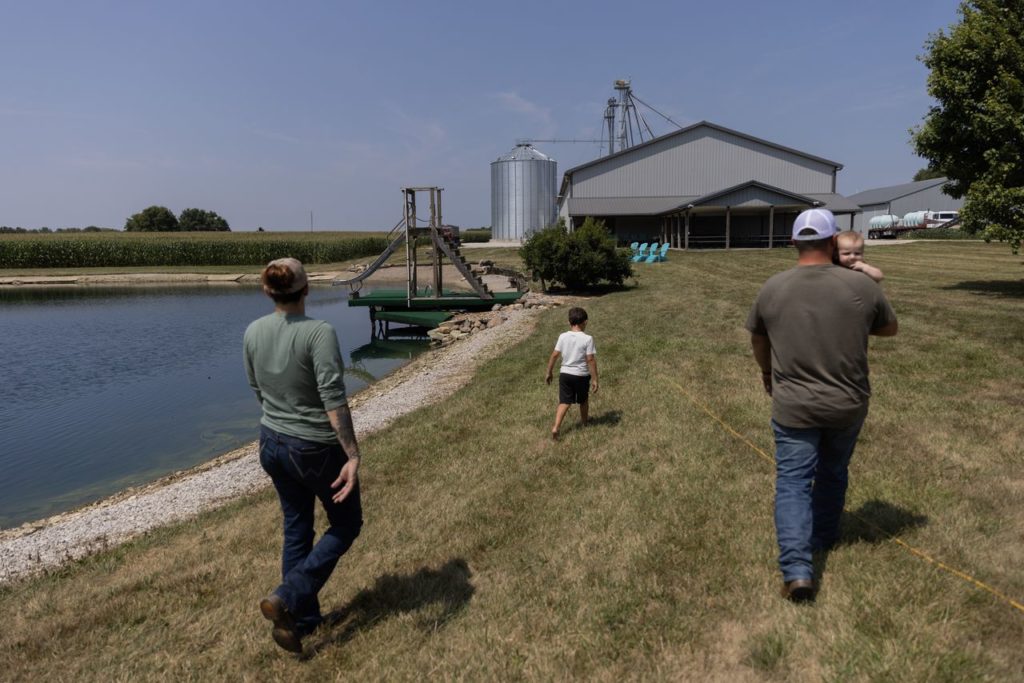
xmin=491 ymin=143 xmax=557 ymax=242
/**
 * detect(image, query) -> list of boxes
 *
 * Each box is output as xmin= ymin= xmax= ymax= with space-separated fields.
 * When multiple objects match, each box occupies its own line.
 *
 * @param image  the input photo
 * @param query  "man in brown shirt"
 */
xmin=746 ymin=209 xmax=898 ymax=602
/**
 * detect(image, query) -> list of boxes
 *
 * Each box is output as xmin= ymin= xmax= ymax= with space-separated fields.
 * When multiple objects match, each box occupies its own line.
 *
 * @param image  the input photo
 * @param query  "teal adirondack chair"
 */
xmin=639 ymin=243 xmax=659 ymax=263
xmin=632 ymin=242 xmax=649 ymax=262
xmin=629 ymin=241 xmax=639 ymax=254
xmin=648 ymin=243 xmax=670 ymax=263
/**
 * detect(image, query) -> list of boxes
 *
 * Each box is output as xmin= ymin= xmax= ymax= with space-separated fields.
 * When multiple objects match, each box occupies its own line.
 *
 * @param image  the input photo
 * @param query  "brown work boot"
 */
xmin=260 ymin=594 xmax=303 ymax=653
xmin=780 ymin=578 xmax=815 ymax=603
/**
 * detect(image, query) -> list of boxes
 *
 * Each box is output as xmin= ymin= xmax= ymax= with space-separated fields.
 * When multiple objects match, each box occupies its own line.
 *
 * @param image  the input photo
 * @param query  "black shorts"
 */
xmin=559 ymin=372 xmax=591 ymax=405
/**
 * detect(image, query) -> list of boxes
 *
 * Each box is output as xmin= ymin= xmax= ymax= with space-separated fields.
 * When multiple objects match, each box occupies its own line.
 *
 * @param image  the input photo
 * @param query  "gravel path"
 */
xmin=0 ymin=306 xmax=540 ymax=585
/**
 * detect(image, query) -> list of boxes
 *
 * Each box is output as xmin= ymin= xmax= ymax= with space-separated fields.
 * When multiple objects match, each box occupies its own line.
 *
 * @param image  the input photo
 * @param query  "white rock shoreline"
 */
xmin=0 ymin=301 xmax=549 ymax=585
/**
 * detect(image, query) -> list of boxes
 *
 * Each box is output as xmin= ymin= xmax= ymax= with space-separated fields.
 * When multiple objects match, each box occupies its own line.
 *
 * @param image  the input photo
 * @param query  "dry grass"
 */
xmin=1 ymin=242 xmax=1021 ymax=681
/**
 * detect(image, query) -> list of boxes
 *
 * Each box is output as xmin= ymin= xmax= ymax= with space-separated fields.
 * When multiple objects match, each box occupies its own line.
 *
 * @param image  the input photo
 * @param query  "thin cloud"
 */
xmin=247 ymin=127 xmax=303 ymax=145
xmin=493 ymin=91 xmax=556 ymax=138
xmin=62 ymin=155 xmax=149 ymax=170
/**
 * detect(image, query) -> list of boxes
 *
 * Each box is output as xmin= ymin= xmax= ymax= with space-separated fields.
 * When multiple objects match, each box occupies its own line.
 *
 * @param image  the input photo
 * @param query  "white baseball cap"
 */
xmin=791 ymin=209 xmax=837 ymax=241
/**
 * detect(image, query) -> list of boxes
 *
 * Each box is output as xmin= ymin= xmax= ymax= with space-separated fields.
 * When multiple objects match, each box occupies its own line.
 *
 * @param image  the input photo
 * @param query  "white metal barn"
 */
xmin=556 ymin=121 xmax=861 ymax=249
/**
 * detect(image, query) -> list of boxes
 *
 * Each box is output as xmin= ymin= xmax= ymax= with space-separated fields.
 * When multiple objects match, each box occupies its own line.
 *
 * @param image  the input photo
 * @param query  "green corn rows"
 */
xmin=0 ymin=234 xmax=389 ymax=268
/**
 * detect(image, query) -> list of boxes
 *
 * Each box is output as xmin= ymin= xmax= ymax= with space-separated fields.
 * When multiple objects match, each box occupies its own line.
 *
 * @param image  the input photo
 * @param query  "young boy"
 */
xmin=545 ymin=307 xmax=598 ymax=440
xmin=835 ymin=230 xmax=884 ymax=282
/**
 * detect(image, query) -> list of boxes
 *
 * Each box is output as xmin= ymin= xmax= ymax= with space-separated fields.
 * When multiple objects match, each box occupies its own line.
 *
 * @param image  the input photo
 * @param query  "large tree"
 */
xmin=178 ymin=208 xmax=230 ymax=231
xmin=124 ymin=205 xmax=179 ymax=232
xmin=912 ymin=0 xmax=1024 ymax=253
xmin=912 ymin=168 xmax=945 ymax=182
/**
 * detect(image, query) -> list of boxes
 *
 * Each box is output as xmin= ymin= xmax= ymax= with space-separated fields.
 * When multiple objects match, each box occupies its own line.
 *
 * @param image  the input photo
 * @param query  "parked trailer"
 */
xmin=868 ymin=213 xmax=924 ymax=239
xmin=867 ymin=210 xmax=959 ymax=239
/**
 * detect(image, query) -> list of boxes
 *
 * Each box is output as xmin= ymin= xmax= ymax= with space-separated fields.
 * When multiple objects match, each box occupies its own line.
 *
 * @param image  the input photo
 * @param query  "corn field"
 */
xmin=0 ymin=232 xmax=389 ymax=268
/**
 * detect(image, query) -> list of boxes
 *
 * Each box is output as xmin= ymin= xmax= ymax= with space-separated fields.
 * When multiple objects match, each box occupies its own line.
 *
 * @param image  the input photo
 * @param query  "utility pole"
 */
xmin=310 ymin=211 xmax=313 ymax=233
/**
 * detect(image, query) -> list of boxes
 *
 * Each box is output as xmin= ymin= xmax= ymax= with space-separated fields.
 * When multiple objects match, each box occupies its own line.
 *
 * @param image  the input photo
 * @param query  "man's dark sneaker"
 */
xmin=780 ymin=578 xmax=815 ymax=603
xmin=260 ymin=594 xmax=303 ymax=653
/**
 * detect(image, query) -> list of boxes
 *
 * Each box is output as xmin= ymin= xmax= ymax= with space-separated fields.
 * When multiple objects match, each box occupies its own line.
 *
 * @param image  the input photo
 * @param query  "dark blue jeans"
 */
xmin=771 ymin=416 xmax=865 ymax=582
xmin=259 ymin=425 xmax=362 ymax=634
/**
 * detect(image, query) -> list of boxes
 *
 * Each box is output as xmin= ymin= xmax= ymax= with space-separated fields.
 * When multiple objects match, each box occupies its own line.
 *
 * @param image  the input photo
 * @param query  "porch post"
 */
xmin=768 ymin=206 xmax=775 ymax=249
xmin=725 ymin=206 xmax=731 ymax=250
xmin=684 ymin=211 xmax=690 ymax=250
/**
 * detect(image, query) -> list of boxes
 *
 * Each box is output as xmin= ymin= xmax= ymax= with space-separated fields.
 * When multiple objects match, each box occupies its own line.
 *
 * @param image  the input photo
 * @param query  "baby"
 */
xmin=835 ymin=231 xmax=884 ymax=282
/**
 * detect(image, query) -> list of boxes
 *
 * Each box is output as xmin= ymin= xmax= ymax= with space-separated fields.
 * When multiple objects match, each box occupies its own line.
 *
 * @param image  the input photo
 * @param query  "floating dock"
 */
xmin=348 ymin=288 xmax=523 ymax=311
xmin=350 ymin=288 xmax=525 ymax=338
xmin=334 ymin=187 xmax=527 ymax=338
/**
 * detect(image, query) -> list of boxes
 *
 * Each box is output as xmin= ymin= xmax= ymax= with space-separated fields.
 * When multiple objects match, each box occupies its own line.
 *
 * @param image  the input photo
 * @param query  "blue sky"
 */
xmin=0 ymin=0 xmax=962 ymax=231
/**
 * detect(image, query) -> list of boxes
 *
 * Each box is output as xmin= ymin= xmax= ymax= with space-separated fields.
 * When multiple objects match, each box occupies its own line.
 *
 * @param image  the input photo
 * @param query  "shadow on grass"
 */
xmin=305 ymin=558 xmax=474 ymax=657
xmin=539 ymin=282 xmax=636 ymax=296
xmin=814 ymin=500 xmax=929 ymax=587
xmin=587 ymin=410 xmax=623 ymax=428
xmin=942 ymin=280 xmax=1024 ymax=298
xmin=558 ymin=410 xmax=622 ymax=438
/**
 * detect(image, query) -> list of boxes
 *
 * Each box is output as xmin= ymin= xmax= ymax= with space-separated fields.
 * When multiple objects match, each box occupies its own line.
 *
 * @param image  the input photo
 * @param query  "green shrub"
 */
xmin=519 ymin=218 xmax=632 ymax=291
xmin=0 ymin=232 xmax=388 ymax=268
xmin=906 ymin=228 xmax=982 ymax=241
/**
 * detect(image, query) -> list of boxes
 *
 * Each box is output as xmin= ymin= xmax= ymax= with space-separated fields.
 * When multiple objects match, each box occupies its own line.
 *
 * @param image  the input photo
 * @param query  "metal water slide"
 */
xmin=332 ymin=187 xmax=494 ymax=303
xmin=332 ymin=218 xmax=408 ymax=288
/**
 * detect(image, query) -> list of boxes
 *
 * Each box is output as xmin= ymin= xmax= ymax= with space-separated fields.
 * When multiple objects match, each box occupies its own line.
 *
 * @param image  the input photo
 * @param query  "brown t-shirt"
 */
xmin=745 ymin=264 xmax=897 ymax=429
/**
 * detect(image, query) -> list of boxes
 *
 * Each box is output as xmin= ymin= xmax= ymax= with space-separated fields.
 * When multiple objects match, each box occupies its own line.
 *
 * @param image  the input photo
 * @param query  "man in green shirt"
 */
xmin=746 ymin=210 xmax=898 ymax=603
xmin=244 ymin=258 xmax=362 ymax=653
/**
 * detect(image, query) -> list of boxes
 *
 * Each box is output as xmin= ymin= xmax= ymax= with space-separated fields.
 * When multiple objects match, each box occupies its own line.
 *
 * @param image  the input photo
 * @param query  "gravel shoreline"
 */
xmin=0 ymin=305 xmax=541 ymax=585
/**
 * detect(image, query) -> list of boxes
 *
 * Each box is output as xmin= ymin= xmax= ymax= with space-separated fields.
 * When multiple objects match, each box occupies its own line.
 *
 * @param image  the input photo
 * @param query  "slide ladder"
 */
xmin=435 ymin=230 xmax=491 ymax=299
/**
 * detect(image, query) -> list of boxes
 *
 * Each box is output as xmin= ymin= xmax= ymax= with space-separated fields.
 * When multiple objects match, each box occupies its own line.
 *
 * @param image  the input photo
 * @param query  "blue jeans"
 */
xmin=771 ymin=417 xmax=865 ymax=582
xmin=259 ymin=426 xmax=362 ymax=634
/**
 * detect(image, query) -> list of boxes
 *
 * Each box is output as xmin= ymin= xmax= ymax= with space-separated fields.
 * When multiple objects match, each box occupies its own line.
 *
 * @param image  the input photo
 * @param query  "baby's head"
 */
xmin=835 ymin=231 xmax=865 ymax=268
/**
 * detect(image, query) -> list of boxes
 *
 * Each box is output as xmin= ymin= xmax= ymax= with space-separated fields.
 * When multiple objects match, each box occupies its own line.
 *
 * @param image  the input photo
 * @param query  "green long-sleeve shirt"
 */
xmin=243 ymin=312 xmax=348 ymax=444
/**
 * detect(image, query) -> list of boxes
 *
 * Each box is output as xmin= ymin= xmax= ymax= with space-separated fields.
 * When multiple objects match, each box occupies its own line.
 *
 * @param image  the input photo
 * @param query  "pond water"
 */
xmin=0 ymin=285 xmax=426 ymax=529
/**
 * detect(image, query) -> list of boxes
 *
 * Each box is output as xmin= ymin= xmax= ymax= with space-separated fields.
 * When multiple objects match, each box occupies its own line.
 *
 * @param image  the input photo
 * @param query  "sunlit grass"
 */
xmin=1 ymin=242 xmax=1021 ymax=680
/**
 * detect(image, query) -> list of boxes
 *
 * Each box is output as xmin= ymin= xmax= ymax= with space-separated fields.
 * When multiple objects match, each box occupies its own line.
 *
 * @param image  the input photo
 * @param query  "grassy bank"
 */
xmin=0 ymin=231 xmax=388 ymax=269
xmin=1 ymin=242 xmax=1021 ymax=680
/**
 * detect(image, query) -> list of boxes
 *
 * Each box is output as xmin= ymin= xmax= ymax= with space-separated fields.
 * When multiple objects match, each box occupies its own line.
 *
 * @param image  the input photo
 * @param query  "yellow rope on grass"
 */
xmin=668 ymin=379 xmax=1024 ymax=616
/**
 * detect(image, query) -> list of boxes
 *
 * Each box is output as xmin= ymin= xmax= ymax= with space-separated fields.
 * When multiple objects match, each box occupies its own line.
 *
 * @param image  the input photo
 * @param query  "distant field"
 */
xmin=0 ymin=231 xmax=389 ymax=269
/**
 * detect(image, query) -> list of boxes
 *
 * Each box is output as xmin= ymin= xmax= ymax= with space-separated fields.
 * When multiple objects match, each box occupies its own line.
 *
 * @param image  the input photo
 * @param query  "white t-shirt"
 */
xmin=555 ymin=330 xmax=596 ymax=377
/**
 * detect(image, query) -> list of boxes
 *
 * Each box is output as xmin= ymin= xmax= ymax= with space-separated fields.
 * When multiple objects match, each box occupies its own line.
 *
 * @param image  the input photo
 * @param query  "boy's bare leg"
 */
xmin=552 ymin=403 xmax=571 ymax=439
xmin=579 ymin=400 xmax=589 ymax=425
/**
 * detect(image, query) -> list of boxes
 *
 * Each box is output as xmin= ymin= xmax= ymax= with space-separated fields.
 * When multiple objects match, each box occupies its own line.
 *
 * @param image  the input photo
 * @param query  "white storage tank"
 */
xmin=491 ymin=143 xmax=557 ymax=241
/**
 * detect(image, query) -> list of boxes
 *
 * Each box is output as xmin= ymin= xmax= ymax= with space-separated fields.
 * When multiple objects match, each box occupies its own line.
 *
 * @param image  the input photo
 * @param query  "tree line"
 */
xmin=125 ymin=206 xmax=230 ymax=232
xmin=1 ymin=206 xmax=231 ymax=234
xmin=1 ymin=226 xmax=115 ymax=233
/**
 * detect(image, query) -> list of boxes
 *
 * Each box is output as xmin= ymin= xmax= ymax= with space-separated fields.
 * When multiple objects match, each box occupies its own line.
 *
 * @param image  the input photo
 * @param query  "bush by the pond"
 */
xmin=906 ymin=227 xmax=982 ymax=241
xmin=0 ymin=232 xmax=389 ymax=268
xmin=520 ymin=218 xmax=633 ymax=291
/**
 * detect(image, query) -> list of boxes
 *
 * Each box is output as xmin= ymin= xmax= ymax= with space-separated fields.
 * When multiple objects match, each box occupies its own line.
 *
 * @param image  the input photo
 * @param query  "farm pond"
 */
xmin=0 ymin=284 xmax=426 ymax=529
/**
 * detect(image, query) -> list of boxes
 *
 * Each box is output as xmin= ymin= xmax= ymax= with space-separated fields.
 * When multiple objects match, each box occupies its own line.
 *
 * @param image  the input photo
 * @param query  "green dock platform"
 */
xmin=348 ymin=288 xmax=526 ymax=337
xmin=349 ymin=288 xmax=524 ymax=311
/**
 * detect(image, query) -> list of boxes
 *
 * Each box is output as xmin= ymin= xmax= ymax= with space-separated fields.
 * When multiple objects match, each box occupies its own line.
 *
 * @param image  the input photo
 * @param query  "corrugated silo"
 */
xmin=491 ymin=143 xmax=557 ymax=241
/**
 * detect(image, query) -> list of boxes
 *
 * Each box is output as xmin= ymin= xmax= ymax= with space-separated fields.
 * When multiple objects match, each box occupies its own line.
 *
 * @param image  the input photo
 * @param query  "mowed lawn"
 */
xmin=1 ymin=242 xmax=1021 ymax=681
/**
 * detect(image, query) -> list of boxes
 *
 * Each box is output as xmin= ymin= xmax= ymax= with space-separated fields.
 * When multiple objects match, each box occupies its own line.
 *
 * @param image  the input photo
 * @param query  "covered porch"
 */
xmin=567 ymin=181 xmax=859 ymax=249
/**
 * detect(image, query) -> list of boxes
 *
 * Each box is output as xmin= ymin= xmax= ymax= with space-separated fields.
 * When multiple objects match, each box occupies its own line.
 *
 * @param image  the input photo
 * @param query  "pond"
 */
xmin=0 ymin=285 xmax=426 ymax=529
